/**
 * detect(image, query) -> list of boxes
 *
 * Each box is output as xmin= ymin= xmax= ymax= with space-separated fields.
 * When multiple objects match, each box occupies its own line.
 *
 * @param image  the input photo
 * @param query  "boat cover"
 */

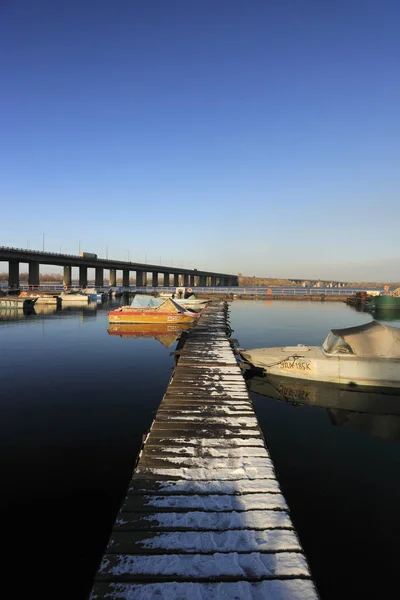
xmin=130 ymin=295 xmax=165 ymax=308
xmin=331 ymin=320 xmax=400 ymax=358
xmin=129 ymin=295 xmax=192 ymax=314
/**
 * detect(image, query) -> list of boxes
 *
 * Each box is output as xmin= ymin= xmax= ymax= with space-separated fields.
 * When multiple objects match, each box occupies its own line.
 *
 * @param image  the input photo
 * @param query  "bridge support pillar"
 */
xmin=199 ymin=275 xmax=207 ymax=286
xmin=9 ymin=260 xmax=19 ymax=288
xmin=174 ymin=273 xmax=179 ymax=287
xmin=183 ymin=274 xmax=189 ymax=287
xmin=152 ymin=272 xmax=158 ymax=287
xmin=63 ymin=266 xmax=72 ymax=288
xmin=210 ymin=276 xmax=217 ymax=287
xmin=95 ymin=267 xmax=104 ymax=288
xmin=189 ymin=275 xmax=195 ymax=287
xmin=109 ymin=269 xmax=116 ymax=287
xmin=28 ymin=262 xmax=40 ymax=287
xmin=79 ymin=266 xmax=88 ymax=288
xmin=136 ymin=270 xmax=145 ymax=287
xmin=122 ymin=269 xmax=130 ymax=287
xmin=163 ymin=273 xmax=169 ymax=287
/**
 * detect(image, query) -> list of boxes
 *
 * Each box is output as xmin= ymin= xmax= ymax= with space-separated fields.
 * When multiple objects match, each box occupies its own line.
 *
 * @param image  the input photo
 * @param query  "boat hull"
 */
xmin=60 ymin=294 xmax=90 ymax=303
xmin=19 ymin=292 xmax=60 ymax=306
xmin=176 ymin=300 xmax=209 ymax=310
xmin=367 ymin=296 xmax=400 ymax=310
xmin=239 ymin=346 xmax=400 ymax=388
xmin=0 ymin=297 xmax=37 ymax=309
xmin=108 ymin=309 xmax=197 ymax=324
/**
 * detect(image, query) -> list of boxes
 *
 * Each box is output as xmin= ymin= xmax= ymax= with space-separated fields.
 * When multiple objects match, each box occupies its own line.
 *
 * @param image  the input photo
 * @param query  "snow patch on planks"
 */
xmin=90 ymin=303 xmax=319 ymax=599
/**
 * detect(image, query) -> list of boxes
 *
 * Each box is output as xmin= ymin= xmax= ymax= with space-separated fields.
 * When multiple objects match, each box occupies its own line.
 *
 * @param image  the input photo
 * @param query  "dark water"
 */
xmin=1 ymin=299 xmax=399 ymax=599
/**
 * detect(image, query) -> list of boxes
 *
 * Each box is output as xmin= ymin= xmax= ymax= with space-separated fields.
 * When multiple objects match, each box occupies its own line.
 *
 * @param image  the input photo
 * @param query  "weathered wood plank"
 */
xmin=149 ymin=422 xmax=262 ymax=436
xmin=136 ymin=456 xmax=272 ymax=469
xmin=90 ymin=580 xmax=319 ymax=600
xmin=121 ymin=492 xmax=288 ymax=512
xmin=144 ymin=437 xmax=266 ymax=448
xmin=127 ymin=479 xmax=282 ymax=495
xmin=95 ymin=551 xmax=310 ymax=580
xmin=113 ymin=509 xmax=292 ymax=531
xmin=133 ymin=465 xmax=275 ymax=480
xmin=141 ymin=446 xmax=269 ymax=458
xmin=105 ymin=529 xmax=301 ymax=554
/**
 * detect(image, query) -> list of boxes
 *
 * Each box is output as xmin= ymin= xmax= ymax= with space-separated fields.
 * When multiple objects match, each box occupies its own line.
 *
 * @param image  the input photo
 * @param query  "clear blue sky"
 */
xmin=1 ymin=0 xmax=399 ymax=280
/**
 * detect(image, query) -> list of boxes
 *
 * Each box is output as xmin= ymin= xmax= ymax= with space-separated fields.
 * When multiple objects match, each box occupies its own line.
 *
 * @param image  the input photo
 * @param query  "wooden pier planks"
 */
xmin=90 ymin=303 xmax=319 ymax=600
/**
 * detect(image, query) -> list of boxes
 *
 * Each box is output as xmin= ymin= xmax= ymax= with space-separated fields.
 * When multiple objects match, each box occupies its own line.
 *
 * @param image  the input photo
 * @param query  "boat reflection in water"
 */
xmin=363 ymin=308 xmax=400 ymax=323
xmin=245 ymin=371 xmax=400 ymax=442
xmin=107 ymin=323 xmax=190 ymax=348
xmin=31 ymin=304 xmax=60 ymax=315
xmin=0 ymin=307 xmax=36 ymax=321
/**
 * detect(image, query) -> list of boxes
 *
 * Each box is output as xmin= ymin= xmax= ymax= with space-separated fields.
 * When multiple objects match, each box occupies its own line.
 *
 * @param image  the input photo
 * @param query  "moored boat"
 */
xmin=175 ymin=297 xmax=210 ymax=311
xmin=366 ymin=290 xmax=400 ymax=311
xmin=60 ymin=291 xmax=90 ymax=303
xmin=82 ymin=288 xmax=107 ymax=302
xmin=19 ymin=291 xmax=61 ymax=306
xmin=108 ymin=294 xmax=199 ymax=324
xmin=237 ymin=320 xmax=400 ymax=388
xmin=0 ymin=296 xmax=37 ymax=310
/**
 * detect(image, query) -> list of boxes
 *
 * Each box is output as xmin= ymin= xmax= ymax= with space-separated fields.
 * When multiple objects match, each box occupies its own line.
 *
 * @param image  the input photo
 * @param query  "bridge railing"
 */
xmin=0 ymin=282 xmax=383 ymax=296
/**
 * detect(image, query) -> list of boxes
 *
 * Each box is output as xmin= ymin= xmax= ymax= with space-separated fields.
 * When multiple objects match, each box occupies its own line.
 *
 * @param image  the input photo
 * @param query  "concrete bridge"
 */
xmin=0 ymin=246 xmax=238 ymax=288
xmin=289 ymin=278 xmax=350 ymax=288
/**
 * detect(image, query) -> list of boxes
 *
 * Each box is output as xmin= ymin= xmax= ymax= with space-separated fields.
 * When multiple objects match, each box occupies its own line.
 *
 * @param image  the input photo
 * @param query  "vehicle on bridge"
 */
xmin=79 ymin=252 xmax=97 ymax=259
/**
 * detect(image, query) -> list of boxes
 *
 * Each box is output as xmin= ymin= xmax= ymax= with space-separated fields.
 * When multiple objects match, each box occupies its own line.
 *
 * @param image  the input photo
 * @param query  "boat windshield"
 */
xmin=322 ymin=332 xmax=354 ymax=355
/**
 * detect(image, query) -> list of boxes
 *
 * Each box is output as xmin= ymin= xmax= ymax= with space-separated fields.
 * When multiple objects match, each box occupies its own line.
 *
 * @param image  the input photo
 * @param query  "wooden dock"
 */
xmin=90 ymin=303 xmax=319 ymax=599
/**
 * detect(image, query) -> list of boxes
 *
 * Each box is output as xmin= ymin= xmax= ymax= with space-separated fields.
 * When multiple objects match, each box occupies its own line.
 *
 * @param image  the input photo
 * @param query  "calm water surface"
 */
xmin=1 ymin=299 xmax=399 ymax=599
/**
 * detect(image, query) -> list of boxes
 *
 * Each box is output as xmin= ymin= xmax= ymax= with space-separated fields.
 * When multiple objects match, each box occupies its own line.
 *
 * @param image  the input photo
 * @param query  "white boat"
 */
xmin=237 ymin=320 xmax=400 ymax=388
xmin=82 ymin=288 xmax=107 ymax=302
xmin=0 ymin=296 xmax=37 ymax=310
xmin=60 ymin=291 xmax=89 ymax=304
xmin=176 ymin=298 xmax=209 ymax=311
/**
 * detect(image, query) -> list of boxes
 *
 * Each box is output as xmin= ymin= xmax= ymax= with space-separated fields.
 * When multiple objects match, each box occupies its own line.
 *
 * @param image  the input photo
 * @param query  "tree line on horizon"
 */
xmin=0 ymin=272 xmax=398 ymax=287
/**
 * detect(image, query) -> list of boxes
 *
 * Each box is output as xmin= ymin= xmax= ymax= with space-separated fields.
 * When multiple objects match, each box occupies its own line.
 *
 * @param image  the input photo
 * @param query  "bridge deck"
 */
xmin=90 ymin=304 xmax=318 ymax=599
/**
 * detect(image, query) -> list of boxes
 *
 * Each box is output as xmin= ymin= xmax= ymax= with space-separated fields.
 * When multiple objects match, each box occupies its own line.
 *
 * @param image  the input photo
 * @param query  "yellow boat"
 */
xmin=107 ymin=323 xmax=189 ymax=347
xmin=108 ymin=296 xmax=199 ymax=324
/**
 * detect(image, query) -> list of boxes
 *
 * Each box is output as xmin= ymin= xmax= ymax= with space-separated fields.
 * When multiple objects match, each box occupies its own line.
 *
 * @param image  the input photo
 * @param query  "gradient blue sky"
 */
xmin=1 ymin=0 xmax=399 ymax=280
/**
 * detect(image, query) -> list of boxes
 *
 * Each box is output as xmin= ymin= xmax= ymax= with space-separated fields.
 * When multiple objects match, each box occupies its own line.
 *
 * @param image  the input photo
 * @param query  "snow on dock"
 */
xmin=90 ymin=303 xmax=319 ymax=599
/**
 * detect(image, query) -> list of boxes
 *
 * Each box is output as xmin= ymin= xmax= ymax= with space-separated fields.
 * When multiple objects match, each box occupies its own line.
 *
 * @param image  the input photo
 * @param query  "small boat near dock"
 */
xmin=108 ymin=294 xmax=199 ymax=324
xmin=237 ymin=320 xmax=400 ymax=388
xmin=0 ymin=296 xmax=37 ymax=310
xmin=82 ymin=288 xmax=108 ymax=302
xmin=60 ymin=291 xmax=90 ymax=304
xmin=19 ymin=291 xmax=61 ymax=307
xmin=365 ymin=288 xmax=400 ymax=311
xmin=175 ymin=296 xmax=210 ymax=312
